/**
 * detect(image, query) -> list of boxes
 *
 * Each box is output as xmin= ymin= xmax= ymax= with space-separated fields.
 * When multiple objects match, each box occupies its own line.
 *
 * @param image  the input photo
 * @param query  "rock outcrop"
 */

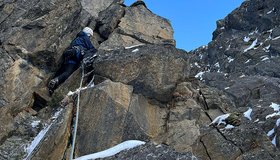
xmin=1 ymin=0 xmax=280 ymax=159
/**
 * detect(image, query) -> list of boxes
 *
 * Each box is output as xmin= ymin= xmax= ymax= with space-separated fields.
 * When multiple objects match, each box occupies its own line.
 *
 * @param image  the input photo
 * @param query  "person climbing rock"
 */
xmin=48 ymin=27 xmax=97 ymax=95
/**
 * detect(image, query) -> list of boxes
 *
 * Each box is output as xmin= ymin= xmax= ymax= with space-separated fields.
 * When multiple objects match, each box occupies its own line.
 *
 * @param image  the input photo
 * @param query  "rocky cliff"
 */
xmin=0 ymin=0 xmax=280 ymax=159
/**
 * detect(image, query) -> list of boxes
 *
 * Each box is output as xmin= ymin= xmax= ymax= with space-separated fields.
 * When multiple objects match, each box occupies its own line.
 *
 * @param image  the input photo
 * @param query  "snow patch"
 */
xmin=261 ymin=57 xmax=269 ymax=61
xmin=195 ymin=71 xmax=205 ymax=80
xmin=263 ymin=45 xmax=271 ymax=52
xmin=267 ymin=8 xmax=274 ymax=14
xmin=266 ymin=112 xmax=280 ymax=119
xmin=245 ymin=59 xmax=251 ymax=64
xmin=74 ymin=140 xmax=146 ymax=160
xmin=243 ymin=108 xmax=253 ymax=121
xmin=125 ymin=44 xmax=145 ymax=49
xmin=227 ymin=57 xmax=234 ymax=63
xmin=239 ymin=74 xmax=246 ymax=78
xmin=272 ymin=136 xmax=277 ymax=146
xmin=266 ymin=118 xmax=280 ymax=147
xmin=31 ymin=120 xmax=40 ymax=128
xmin=214 ymin=62 xmax=220 ymax=68
xmin=132 ymin=48 xmax=139 ymax=53
xmin=270 ymin=103 xmax=280 ymax=112
xmin=266 ymin=103 xmax=280 ymax=119
xmin=51 ymin=108 xmax=63 ymax=120
xmin=195 ymin=71 xmax=209 ymax=81
xmin=24 ymin=125 xmax=52 ymax=159
xmin=272 ymin=36 xmax=280 ymax=40
xmin=225 ymin=124 xmax=235 ymax=129
xmin=210 ymin=114 xmax=230 ymax=126
xmin=226 ymin=44 xmax=231 ymax=51
xmin=202 ymin=45 xmax=208 ymax=49
xmin=244 ymin=39 xmax=258 ymax=52
xmin=264 ymin=45 xmax=270 ymax=50
xmin=243 ymin=36 xmax=250 ymax=42
xmin=225 ymin=87 xmax=230 ymax=90
xmin=249 ymin=28 xmax=258 ymax=35
xmin=267 ymin=128 xmax=275 ymax=137
xmin=194 ymin=62 xmax=201 ymax=68
xmin=199 ymin=54 xmax=203 ymax=60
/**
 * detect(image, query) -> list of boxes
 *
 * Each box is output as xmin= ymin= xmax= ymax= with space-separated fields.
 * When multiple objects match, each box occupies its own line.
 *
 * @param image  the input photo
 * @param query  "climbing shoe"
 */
xmin=48 ymin=78 xmax=58 ymax=95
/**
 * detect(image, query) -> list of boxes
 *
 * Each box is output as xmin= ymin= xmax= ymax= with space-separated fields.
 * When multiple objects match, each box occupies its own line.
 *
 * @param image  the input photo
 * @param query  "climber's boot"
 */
xmin=48 ymin=78 xmax=58 ymax=96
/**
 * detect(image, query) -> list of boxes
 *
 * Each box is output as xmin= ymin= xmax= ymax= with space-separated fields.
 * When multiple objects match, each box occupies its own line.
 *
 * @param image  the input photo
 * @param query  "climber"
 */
xmin=48 ymin=27 xmax=97 ymax=95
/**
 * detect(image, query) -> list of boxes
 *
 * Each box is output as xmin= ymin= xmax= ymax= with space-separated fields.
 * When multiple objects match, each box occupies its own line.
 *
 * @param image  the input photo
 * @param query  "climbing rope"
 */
xmin=70 ymin=64 xmax=85 ymax=160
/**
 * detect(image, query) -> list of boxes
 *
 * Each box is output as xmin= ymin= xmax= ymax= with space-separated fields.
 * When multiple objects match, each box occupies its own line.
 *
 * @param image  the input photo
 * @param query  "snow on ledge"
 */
xmin=243 ymin=36 xmax=250 ymax=42
xmin=267 ymin=118 xmax=280 ymax=147
xmin=266 ymin=102 xmax=280 ymax=119
xmin=74 ymin=140 xmax=146 ymax=160
xmin=24 ymin=125 xmax=52 ymax=159
xmin=210 ymin=113 xmax=230 ymax=126
xmin=244 ymin=39 xmax=258 ymax=52
xmin=243 ymin=108 xmax=253 ymax=121
xmin=132 ymin=48 xmax=139 ymax=53
xmin=125 ymin=44 xmax=145 ymax=49
xmin=270 ymin=103 xmax=280 ymax=111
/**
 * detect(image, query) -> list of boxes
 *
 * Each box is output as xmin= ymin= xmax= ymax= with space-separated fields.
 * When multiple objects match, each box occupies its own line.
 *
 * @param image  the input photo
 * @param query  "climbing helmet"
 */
xmin=82 ymin=27 xmax=93 ymax=37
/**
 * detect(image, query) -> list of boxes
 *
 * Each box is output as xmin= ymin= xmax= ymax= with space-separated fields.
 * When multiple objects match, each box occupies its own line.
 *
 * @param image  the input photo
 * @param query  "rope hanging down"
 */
xmin=70 ymin=64 xmax=85 ymax=160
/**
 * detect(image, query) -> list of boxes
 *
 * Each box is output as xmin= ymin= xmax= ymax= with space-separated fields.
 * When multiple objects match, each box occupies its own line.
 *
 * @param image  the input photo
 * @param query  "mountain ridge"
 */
xmin=0 ymin=0 xmax=280 ymax=159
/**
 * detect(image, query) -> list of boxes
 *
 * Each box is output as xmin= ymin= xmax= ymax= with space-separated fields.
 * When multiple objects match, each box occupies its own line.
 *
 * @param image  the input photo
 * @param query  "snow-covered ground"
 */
xmin=74 ymin=140 xmax=146 ymax=160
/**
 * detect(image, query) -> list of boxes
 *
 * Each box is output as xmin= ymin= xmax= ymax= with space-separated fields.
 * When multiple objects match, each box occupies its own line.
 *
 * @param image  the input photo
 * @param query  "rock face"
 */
xmin=99 ymin=1 xmax=175 ymax=50
xmin=189 ymin=0 xmax=280 ymax=159
xmin=93 ymin=44 xmax=189 ymax=102
xmin=76 ymin=80 xmax=134 ymax=156
xmin=104 ymin=142 xmax=196 ymax=160
xmin=1 ymin=0 xmax=280 ymax=159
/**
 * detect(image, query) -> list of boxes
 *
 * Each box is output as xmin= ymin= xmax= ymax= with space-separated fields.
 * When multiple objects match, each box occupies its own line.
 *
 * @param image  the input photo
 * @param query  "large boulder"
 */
xmin=76 ymin=80 xmax=134 ymax=156
xmin=123 ymin=93 xmax=167 ymax=141
xmin=81 ymin=0 xmax=123 ymax=18
xmin=76 ymin=80 xmax=167 ymax=157
xmin=93 ymin=44 xmax=190 ymax=102
xmin=99 ymin=1 xmax=175 ymax=50
xmin=97 ymin=2 xmax=125 ymax=39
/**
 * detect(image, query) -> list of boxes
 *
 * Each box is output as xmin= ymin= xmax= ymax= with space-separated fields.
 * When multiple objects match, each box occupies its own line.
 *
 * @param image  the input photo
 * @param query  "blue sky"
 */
xmin=124 ymin=0 xmax=244 ymax=51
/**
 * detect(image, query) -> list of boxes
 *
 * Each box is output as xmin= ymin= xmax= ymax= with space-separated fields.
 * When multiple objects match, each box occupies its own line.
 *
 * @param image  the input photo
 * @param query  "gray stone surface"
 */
xmin=93 ymin=44 xmax=190 ymax=102
xmin=81 ymin=0 xmax=123 ymax=18
xmin=104 ymin=142 xmax=196 ymax=160
xmin=76 ymin=80 xmax=133 ymax=156
xmin=99 ymin=1 xmax=175 ymax=50
xmin=97 ymin=2 xmax=125 ymax=39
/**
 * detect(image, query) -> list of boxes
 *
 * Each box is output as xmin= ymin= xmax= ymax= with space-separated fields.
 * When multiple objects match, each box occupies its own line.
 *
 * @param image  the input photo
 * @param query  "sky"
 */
xmin=124 ymin=0 xmax=244 ymax=51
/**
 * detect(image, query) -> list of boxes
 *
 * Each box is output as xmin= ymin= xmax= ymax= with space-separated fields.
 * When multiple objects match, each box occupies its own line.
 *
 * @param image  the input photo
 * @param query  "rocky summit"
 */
xmin=0 ymin=0 xmax=280 ymax=159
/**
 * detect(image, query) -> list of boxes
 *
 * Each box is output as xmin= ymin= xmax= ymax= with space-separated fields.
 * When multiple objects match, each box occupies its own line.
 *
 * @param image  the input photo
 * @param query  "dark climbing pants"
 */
xmin=55 ymin=63 xmax=79 ymax=87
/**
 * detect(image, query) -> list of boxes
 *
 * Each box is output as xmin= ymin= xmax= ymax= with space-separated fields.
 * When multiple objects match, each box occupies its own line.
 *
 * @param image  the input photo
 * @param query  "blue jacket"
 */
xmin=67 ymin=31 xmax=95 ymax=64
